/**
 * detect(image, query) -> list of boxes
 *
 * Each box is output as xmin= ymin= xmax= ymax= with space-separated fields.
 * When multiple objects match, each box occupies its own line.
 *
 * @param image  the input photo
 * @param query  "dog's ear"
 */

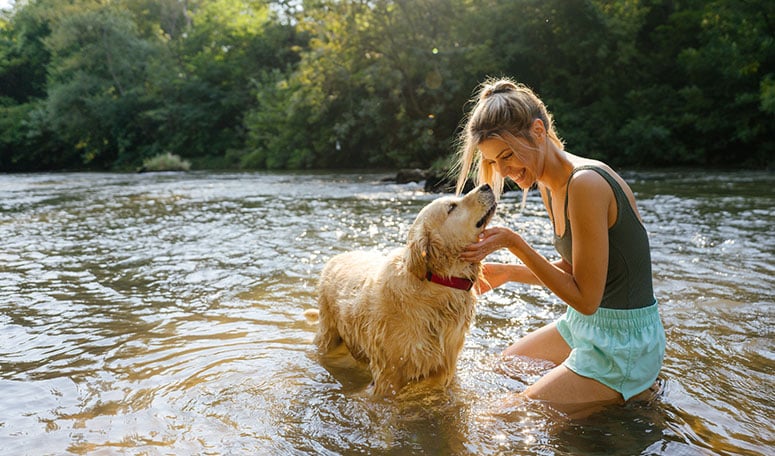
xmin=405 ymin=222 xmax=430 ymax=279
xmin=423 ymin=229 xmax=445 ymax=273
xmin=405 ymin=222 xmax=444 ymax=279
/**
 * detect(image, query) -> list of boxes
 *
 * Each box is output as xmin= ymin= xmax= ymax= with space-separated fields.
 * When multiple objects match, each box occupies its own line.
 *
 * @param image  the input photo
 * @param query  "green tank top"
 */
xmin=547 ymin=166 xmax=655 ymax=310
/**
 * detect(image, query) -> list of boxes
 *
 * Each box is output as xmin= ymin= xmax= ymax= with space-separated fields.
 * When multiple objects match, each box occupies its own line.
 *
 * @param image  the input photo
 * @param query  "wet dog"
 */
xmin=305 ymin=185 xmax=496 ymax=396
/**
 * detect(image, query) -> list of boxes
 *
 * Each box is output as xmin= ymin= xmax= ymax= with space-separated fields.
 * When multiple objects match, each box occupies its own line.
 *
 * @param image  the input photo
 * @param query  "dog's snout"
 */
xmin=480 ymin=184 xmax=492 ymax=193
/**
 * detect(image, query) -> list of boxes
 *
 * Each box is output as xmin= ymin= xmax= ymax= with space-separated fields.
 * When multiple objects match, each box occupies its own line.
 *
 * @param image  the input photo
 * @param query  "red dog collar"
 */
xmin=426 ymin=272 xmax=474 ymax=291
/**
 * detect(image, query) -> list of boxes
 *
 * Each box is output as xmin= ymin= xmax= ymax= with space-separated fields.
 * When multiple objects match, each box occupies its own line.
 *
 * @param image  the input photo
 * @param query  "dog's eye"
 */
xmin=447 ymin=203 xmax=457 ymax=214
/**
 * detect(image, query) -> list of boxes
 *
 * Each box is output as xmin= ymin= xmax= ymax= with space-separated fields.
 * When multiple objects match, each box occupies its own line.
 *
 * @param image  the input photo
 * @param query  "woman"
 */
xmin=455 ymin=77 xmax=665 ymax=418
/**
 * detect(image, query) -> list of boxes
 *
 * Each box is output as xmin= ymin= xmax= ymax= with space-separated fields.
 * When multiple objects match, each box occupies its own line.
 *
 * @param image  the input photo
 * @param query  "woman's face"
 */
xmin=479 ymin=138 xmax=537 ymax=190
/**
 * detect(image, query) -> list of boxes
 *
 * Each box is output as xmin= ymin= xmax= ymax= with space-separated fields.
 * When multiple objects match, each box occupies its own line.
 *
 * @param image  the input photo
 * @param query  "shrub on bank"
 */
xmin=140 ymin=153 xmax=191 ymax=172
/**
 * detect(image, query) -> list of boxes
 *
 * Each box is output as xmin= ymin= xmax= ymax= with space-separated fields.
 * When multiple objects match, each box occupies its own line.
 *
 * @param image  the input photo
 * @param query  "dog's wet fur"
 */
xmin=305 ymin=185 xmax=496 ymax=396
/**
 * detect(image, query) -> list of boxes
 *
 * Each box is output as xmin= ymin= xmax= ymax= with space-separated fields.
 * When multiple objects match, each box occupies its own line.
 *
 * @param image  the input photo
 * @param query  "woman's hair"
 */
xmin=452 ymin=77 xmax=563 ymax=199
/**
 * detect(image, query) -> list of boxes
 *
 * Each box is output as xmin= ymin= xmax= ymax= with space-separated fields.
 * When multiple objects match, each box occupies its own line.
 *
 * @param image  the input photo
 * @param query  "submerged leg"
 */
xmin=522 ymin=364 xmax=623 ymax=419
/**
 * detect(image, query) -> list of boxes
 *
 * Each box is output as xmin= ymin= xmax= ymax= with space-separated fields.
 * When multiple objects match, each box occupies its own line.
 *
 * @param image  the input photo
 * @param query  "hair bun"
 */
xmin=482 ymin=80 xmax=517 ymax=99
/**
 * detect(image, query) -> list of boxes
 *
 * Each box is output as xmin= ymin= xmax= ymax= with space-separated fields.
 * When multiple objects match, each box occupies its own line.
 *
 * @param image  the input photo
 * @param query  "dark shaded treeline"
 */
xmin=1 ymin=0 xmax=772 ymax=172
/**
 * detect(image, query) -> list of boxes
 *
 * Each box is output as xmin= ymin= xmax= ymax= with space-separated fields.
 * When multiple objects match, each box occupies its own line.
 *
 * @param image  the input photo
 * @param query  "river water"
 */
xmin=0 ymin=170 xmax=772 ymax=455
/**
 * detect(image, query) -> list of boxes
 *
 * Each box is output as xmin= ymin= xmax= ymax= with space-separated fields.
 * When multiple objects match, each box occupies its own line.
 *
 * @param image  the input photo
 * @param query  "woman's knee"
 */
xmin=502 ymin=322 xmax=570 ymax=365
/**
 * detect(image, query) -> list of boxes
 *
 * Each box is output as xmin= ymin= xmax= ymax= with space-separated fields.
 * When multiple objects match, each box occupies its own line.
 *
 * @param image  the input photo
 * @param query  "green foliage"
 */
xmin=0 ymin=98 xmax=74 ymax=171
xmin=141 ymin=152 xmax=191 ymax=171
xmin=0 ymin=0 xmax=772 ymax=172
xmin=43 ymin=3 xmax=157 ymax=168
xmin=243 ymin=0 xmax=490 ymax=169
xmin=136 ymin=0 xmax=302 ymax=168
xmin=0 ymin=1 xmax=51 ymax=103
xmin=762 ymin=74 xmax=775 ymax=114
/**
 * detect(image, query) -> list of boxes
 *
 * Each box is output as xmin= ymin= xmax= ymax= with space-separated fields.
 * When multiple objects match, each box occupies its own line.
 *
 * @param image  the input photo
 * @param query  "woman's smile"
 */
xmin=511 ymin=167 xmax=529 ymax=187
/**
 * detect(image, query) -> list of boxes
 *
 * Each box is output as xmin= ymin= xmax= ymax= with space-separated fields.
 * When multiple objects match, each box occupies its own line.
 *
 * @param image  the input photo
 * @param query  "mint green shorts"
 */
xmin=555 ymin=302 xmax=666 ymax=401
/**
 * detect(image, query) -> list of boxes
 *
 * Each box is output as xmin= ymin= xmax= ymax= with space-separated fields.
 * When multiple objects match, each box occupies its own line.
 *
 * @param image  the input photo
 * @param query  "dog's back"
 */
xmin=314 ymin=250 xmax=391 ymax=361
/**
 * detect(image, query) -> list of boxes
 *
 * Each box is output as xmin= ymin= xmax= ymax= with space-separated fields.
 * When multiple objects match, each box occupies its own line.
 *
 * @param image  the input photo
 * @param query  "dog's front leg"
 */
xmin=370 ymin=363 xmax=408 ymax=397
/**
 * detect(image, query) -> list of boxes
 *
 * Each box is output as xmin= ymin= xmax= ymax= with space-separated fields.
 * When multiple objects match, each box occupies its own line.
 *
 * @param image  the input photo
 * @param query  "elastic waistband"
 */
xmin=564 ymin=301 xmax=661 ymax=330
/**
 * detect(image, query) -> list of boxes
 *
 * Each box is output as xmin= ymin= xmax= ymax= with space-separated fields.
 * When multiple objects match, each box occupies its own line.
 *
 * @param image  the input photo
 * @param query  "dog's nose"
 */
xmin=480 ymin=184 xmax=492 ymax=192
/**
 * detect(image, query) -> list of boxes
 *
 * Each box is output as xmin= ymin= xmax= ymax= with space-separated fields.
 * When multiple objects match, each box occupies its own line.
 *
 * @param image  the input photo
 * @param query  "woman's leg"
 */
xmin=522 ymin=364 xmax=623 ymax=419
xmin=503 ymin=322 xmax=623 ymax=418
xmin=502 ymin=322 xmax=571 ymax=365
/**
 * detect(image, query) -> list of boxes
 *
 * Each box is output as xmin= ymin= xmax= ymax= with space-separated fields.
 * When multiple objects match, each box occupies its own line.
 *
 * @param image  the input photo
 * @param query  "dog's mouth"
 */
xmin=476 ymin=202 xmax=497 ymax=229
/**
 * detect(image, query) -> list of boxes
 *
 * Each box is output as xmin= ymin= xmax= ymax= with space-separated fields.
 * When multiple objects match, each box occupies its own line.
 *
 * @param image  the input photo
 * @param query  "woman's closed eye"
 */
xmin=485 ymin=154 xmax=512 ymax=167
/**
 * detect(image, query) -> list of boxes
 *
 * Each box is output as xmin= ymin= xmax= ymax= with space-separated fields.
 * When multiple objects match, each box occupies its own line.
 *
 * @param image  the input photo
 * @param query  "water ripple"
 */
xmin=0 ymin=170 xmax=772 ymax=455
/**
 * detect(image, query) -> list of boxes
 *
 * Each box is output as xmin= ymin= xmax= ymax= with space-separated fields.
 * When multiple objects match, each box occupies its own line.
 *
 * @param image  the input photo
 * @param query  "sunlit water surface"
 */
xmin=0 ymin=171 xmax=772 ymax=455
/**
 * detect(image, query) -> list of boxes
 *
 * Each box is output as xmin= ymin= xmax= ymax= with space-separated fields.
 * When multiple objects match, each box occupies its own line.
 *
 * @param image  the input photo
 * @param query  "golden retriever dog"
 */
xmin=305 ymin=184 xmax=497 ymax=397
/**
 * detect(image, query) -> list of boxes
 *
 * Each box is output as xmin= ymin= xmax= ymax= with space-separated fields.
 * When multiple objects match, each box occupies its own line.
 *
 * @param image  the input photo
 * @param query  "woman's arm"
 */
xmin=463 ymin=171 xmax=612 ymax=314
xmin=475 ymin=263 xmax=536 ymax=293
xmin=559 ymin=171 xmax=611 ymax=314
xmin=475 ymin=259 xmax=571 ymax=294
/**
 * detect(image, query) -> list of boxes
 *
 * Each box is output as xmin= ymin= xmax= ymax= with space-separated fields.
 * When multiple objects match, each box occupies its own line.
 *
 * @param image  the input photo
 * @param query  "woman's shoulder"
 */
xmin=565 ymin=158 xmax=618 ymax=204
xmin=567 ymin=155 xmax=615 ymax=175
xmin=568 ymin=157 xmax=625 ymax=186
xmin=567 ymin=156 xmax=642 ymax=220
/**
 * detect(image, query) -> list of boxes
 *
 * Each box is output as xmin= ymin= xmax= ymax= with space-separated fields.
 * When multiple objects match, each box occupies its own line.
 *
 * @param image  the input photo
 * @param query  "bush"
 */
xmin=140 ymin=152 xmax=191 ymax=172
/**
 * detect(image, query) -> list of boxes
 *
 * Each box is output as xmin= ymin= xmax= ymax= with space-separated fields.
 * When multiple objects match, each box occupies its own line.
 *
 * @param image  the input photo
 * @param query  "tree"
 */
xmin=0 ymin=0 xmax=69 ymax=171
xmin=243 ymin=0 xmax=483 ymax=169
xmin=675 ymin=0 xmax=775 ymax=166
xmin=141 ymin=0 xmax=301 ymax=167
xmin=1 ymin=0 xmax=772 ymax=171
xmin=43 ymin=4 xmax=156 ymax=168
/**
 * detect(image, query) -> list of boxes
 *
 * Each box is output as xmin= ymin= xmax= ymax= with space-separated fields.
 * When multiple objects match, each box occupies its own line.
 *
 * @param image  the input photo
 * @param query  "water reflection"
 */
xmin=0 ymin=171 xmax=772 ymax=455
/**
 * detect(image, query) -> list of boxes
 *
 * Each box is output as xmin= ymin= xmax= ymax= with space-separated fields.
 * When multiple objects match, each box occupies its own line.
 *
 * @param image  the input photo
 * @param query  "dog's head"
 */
xmin=405 ymin=184 xmax=497 ymax=282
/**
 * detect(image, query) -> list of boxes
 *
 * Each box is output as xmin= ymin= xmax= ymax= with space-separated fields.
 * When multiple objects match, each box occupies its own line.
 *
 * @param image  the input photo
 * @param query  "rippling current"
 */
xmin=0 ymin=171 xmax=772 ymax=455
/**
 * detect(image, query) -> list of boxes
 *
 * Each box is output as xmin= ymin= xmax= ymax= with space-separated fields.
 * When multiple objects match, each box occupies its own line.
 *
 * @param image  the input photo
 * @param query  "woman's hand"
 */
xmin=475 ymin=262 xmax=514 ymax=293
xmin=460 ymin=227 xmax=520 ymax=263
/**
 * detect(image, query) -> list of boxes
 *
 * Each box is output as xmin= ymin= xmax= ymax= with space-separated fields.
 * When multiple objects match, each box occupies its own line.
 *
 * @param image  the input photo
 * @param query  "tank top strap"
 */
xmin=563 ymin=165 xmax=629 ymax=222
